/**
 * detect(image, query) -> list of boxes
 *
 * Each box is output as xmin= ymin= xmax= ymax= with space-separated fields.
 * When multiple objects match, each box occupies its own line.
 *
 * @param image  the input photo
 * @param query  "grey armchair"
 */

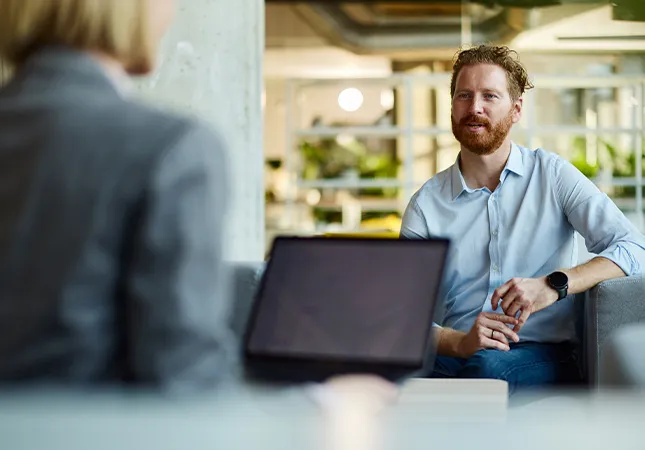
xmin=578 ymin=275 xmax=645 ymax=386
xmin=229 ymin=262 xmax=645 ymax=387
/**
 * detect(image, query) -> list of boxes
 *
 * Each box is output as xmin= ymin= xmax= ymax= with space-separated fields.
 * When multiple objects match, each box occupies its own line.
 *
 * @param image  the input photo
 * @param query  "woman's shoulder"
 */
xmin=89 ymin=96 xmax=225 ymax=166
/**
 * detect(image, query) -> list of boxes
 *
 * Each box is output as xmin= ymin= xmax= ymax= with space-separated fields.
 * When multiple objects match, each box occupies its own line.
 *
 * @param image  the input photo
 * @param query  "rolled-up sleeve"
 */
xmin=553 ymin=157 xmax=645 ymax=276
xmin=400 ymin=195 xmax=430 ymax=239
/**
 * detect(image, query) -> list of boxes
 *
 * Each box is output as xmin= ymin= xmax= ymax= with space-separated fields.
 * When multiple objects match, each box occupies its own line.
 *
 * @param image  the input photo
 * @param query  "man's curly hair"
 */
xmin=450 ymin=45 xmax=534 ymax=101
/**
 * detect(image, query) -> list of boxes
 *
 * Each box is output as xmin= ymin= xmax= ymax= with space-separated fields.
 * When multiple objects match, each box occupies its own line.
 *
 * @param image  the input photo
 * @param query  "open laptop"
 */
xmin=243 ymin=235 xmax=450 ymax=384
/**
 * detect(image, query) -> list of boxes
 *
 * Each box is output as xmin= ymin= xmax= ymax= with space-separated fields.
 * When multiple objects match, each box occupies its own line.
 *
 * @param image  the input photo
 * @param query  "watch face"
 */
xmin=549 ymin=271 xmax=568 ymax=288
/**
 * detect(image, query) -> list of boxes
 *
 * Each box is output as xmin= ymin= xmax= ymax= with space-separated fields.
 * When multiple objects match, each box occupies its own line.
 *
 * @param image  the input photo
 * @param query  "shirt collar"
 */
xmin=503 ymin=142 xmax=525 ymax=179
xmin=450 ymin=142 xmax=524 ymax=201
xmin=21 ymin=45 xmax=127 ymax=97
xmin=450 ymin=158 xmax=470 ymax=201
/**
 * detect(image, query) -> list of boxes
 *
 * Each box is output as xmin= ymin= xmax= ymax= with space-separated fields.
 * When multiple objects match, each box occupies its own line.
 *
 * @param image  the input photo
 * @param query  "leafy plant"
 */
xmin=570 ymin=136 xmax=600 ymax=178
xmin=567 ymin=136 xmax=645 ymax=199
xmin=570 ymin=136 xmax=645 ymax=198
xmin=300 ymin=139 xmax=362 ymax=180
xmin=299 ymin=136 xmax=400 ymax=198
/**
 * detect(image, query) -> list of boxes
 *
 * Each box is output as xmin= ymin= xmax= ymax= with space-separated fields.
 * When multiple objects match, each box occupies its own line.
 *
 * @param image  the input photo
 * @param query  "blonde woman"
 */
xmin=0 ymin=0 xmax=234 ymax=390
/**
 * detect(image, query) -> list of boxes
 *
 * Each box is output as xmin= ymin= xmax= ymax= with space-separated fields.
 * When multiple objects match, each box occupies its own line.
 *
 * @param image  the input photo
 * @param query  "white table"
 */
xmin=395 ymin=378 xmax=508 ymax=422
xmin=320 ymin=378 xmax=508 ymax=450
xmin=8 ymin=380 xmax=645 ymax=450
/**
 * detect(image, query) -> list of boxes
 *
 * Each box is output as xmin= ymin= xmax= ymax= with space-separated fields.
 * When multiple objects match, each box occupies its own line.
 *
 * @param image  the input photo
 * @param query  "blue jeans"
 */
xmin=428 ymin=342 xmax=582 ymax=395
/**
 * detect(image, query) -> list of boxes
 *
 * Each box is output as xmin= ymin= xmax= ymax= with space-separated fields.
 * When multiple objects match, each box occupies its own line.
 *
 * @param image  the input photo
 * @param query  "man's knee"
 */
xmin=457 ymin=349 xmax=511 ymax=380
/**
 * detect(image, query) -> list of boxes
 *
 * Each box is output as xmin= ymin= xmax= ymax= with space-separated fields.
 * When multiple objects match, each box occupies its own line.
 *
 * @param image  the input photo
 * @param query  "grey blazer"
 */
xmin=0 ymin=47 xmax=235 ymax=391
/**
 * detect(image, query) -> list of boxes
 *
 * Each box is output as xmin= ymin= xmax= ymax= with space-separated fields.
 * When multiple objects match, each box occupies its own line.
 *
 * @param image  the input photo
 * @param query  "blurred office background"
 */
xmin=2 ymin=0 xmax=643 ymax=260
xmin=262 ymin=0 xmax=645 ymax=253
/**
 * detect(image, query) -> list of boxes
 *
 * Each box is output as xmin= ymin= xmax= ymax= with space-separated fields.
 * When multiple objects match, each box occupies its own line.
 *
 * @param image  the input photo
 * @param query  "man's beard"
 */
xmin=451 ymin=110 xmax=513 ymax=156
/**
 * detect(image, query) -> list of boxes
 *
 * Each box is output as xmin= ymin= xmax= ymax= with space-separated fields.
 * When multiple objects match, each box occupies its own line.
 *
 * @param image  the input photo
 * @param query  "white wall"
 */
xmin=511 ymin=5 xmax=645 ymax=53
xmin=265 ymin=47 xmax=392 ymax=79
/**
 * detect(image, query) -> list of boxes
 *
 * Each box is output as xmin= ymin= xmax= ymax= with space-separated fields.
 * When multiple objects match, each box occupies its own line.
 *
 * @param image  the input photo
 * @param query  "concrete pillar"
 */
xmin=135 ymin=0 xmax=265 ymax=262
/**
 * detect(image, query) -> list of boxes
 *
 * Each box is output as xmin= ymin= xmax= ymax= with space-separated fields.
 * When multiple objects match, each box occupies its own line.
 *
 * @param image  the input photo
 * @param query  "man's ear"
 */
xmin=512 ymin=97 xmax=523 ymax=124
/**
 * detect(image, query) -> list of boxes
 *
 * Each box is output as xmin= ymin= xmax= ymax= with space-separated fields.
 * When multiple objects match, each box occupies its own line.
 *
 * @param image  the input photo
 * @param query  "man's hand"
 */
xmin=491 ymin=277 xmax=559 ymax=332
xmin=457 ymin=312 xmax=520 ymax=357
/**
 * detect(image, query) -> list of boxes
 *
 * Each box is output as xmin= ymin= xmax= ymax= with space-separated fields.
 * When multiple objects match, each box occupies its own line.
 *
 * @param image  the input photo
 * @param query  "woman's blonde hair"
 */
xmin=0 ymin=0 xmax=155 ymax=74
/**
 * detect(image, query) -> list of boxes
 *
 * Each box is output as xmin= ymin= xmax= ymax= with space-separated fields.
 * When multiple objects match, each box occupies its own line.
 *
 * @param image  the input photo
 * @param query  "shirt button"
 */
xmin=492 ymin=264 xmax=499 ymax=272
xmin=492 ymin=230 xmax=498 ymax=236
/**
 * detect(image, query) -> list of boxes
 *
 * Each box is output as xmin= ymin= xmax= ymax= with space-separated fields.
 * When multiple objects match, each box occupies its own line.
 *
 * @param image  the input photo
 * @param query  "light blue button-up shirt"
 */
xmin=401 ymin=143 xmax=645 ymax=344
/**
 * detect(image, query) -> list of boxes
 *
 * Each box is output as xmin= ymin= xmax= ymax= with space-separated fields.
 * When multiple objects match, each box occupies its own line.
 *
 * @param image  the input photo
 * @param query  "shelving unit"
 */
xmin=279 ymin=73 xmax=645 ymax=232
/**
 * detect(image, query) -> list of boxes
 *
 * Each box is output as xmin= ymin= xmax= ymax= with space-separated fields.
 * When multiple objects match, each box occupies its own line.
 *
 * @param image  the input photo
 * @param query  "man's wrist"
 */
xmin=437 ymin=328 xmax=467 ymax=358
xmin=453 ymin=333 xmax=465 ymax=358
xmin=452 ymin=331 xmax=469 ymax=359
xmin=546 ymin=271 xmax=569 ymax=301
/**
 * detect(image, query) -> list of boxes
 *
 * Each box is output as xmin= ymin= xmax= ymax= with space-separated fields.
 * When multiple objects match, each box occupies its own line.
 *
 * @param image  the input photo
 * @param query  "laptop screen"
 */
xmin=245 ymin=236 xmax=449 ymax=366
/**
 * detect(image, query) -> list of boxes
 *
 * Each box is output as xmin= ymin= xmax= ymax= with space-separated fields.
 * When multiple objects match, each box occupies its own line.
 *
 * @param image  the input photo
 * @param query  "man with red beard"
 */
xmin=400 ymin=45 xmax=645 ymax=394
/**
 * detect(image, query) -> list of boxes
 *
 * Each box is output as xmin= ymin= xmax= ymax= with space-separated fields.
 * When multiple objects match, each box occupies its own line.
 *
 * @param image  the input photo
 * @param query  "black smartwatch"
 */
xmin=546 ymin=271 xmax=569 ymax=301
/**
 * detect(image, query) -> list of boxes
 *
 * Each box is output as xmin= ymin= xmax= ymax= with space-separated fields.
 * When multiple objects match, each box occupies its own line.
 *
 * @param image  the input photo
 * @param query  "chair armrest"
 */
xmin=228 ymin=262 xmax=265 ymax=340
xmin=599 ymin=324 xmax=645 ymax=387
xmin=584 ymin=275 xmax=645 ymax=385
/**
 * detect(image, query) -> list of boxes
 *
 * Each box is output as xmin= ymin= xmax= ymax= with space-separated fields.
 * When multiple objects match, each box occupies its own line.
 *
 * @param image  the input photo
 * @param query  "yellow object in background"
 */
xmin=323 ymin=214 xmax=402 ymax=239
xmin=323 ymin=231 xmax=399 ymax=239
xmin=359 ymin=214 xmax=402 ymax=233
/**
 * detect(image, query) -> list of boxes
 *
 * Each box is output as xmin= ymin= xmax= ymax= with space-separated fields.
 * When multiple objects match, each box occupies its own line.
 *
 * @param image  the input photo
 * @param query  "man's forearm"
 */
xmin=433 ymin=327 xmax=466 ymax=358
xmin=562 ymin=256 xmax=626 ymax=295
